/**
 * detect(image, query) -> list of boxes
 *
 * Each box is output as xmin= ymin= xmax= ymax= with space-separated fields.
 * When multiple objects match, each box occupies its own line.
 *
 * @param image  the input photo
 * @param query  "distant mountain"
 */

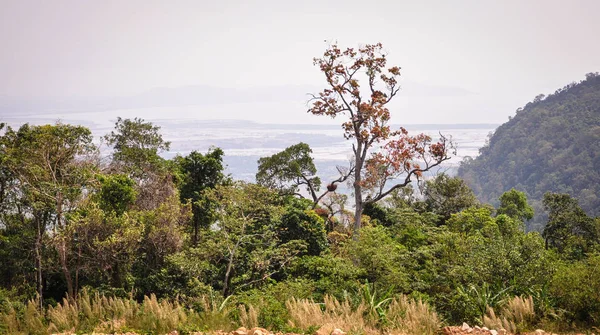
xmin=0 ymin=85 xmax=320 ymax=116
xmin=458 ymin=73 xmax=600 ymax=231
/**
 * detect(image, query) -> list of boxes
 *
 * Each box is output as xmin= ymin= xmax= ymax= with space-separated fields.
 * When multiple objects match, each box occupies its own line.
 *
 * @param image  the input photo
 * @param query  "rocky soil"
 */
xmin=441 ymin=323 xmax=593 ymax=335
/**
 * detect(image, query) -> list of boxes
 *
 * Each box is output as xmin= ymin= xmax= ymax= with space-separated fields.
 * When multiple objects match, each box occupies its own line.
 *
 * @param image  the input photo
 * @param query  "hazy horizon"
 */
xmin=1 ymin=0 xmax=600 ymax=125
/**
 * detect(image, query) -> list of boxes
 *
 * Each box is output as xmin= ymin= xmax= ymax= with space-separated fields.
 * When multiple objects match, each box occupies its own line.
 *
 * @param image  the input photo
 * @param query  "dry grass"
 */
xmin=0 ymin=290 xmax=220 ymax=334
xmin=128 ymin=294 xmax=189 ymax=334
xmin=385 ymin=296 xmax=441 ymax=335
xmin=1 ymin=300 xmax=46 ymax=335
xmin=197 ymin=292 xmax=235 ymax=331
xmin=285 ymin=294 xmax=440 ymax=335
xmin=1 ymin=291 xmax=441 ymax=335
xmin=239 ymin=304 xmax=259 ymax=329
xmin=483 ymin=295 xmax=535 ymax=333
xmin=286 ymin=295 xmax=375 ymax=335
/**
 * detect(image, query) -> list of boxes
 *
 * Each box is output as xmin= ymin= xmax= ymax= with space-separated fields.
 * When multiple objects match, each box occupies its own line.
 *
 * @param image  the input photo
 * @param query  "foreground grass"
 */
xmin=0 ymin=291 xmax=440 ymax=335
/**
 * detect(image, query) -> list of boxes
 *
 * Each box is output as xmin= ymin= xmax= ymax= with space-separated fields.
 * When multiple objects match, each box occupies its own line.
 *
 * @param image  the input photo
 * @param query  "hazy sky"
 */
xmin=1 ymin=0 xmax=599 ymax=124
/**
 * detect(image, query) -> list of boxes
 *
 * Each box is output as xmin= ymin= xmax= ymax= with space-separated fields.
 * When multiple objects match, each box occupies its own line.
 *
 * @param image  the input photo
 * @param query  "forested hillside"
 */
xmin=459 ymin=73 xmax=600 ymax=231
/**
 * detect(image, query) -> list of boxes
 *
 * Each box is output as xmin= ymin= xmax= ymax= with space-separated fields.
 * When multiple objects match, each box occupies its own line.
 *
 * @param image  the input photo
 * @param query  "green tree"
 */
xmin=542 ymin=192 xmax=599 ymax=258
xmin=496 ymin=188 xmax=534 ymax=223
xmin=203 ymin=182 xmax=305 ymax=296
xmin=345 ymin=225 xmax=410 ymax=291
xmin=257 ymin=143 xmax=323 ymax=202
xmin=1 ymin=122 xmax=97 ymax=299
xmin=95 ymin=174 xmax=137 ymax=216
xmin=133 ymin=193 xmax=191 ymax=296
xmin=278 ymin=205 xmax=328 ymax=256
xmin=104 ymin=117 xmax=178 ymax=211
xmin=550 ymin=254 xmax=600 ymax=325
xmin=103 ymin=117 xmax=170 ymax=177
xmin=423 ymin=174 xmax=479 ymax=223
xmin=446 ymin=207 xmax=497 ymax=236
xmin=176 ymin=148 xmax=226 ymax=246
xmin=66 ymin=200 xmax=144 ymax=290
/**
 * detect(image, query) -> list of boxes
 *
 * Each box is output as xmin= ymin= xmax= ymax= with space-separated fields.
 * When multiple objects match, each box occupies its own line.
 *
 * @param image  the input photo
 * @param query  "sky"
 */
xmin=1 ymin=0 xmax=599 ymax=124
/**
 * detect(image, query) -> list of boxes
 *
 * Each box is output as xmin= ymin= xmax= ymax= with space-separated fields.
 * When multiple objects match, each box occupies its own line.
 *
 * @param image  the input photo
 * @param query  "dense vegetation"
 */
xmin=459 ymin=73 xmax=600 ymax=231
xmin=1 ymin=118 xmax=599 ymax=334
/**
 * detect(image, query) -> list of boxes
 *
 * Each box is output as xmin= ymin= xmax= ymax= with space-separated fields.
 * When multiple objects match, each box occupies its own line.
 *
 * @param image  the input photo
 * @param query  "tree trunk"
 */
xmin=353 ymin=142 xmax=364 ymax=239
xmin=58 ymin=241 xmax=74 ymax=299
xmin=222 ymin=250 xmax=235 ymax=296
xmin=56 ymin=193 xmax=75 ymax=299
xmin=35 ymin=216 xmax=43 ymax=309
xmin=75 ymin=242 xmax=82 ymax=296
xmin=193 ymin=214 xmax=199 ymax=247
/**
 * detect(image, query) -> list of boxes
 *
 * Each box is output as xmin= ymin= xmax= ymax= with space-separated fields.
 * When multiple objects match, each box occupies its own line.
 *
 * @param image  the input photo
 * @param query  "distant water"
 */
xmin=1 ymin=110 xmax=496 ymax=182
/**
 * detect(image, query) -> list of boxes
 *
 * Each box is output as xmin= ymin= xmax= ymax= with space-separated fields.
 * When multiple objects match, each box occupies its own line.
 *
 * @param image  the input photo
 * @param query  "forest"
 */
xmin=459 ymin=72 xmax=600 ymax=232
xmin=1 ymin=44 xmax=600 ymax=335
xmin=1 ymin=117 xmax=599 ymax=335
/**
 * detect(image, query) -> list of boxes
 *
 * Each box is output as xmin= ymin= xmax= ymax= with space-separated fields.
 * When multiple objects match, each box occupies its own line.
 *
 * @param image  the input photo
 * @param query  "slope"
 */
xmin=458 ymin=73 xmax=600 ymax=230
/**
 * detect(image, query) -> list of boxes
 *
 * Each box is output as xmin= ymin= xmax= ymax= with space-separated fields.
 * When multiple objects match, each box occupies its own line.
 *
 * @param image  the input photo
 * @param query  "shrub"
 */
xmin=550 ymin=254 xmax=600 ymax=326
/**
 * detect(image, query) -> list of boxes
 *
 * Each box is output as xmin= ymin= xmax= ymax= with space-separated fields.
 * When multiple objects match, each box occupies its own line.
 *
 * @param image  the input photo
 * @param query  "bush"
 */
xmin=550 ymin=253 xmax=600 ymax=326
xmin=288 ymin=255 xmax=365 ymax=298
xmin=235 ymin=280 xmax=316 ymax=331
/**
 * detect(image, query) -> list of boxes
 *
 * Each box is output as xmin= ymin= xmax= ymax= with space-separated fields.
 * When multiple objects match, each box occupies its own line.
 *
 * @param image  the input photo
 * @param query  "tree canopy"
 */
xmin=308 ymin=42 xmax=454 ymax=235
xmin=459 ymin=73 xmax=600 ymax=231
xmin=256 ymin=143 xmax=321 ymax=199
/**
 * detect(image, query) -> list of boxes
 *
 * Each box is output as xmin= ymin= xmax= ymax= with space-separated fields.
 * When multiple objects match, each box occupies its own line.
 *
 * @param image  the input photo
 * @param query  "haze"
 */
xmin=1 ymin=0 xmax=599 ymax=124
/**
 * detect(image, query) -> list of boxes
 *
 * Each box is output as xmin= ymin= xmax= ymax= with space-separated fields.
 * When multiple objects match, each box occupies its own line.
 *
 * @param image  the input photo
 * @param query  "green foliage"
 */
xmin=497 ymin=188 xmax=534 ymax=222
xmin=174 ymin=147 xmax=227 ymax=245
xmin=288 ymin=255 xmax=365 ymax=298
xmin=0 ymin=122 xmax=98 ymax=298
xmin=456 ymin=283 xmax=511 ymax=322
xmin=550 ymin=253 xmax=600 ymax=326
xmin=278 ymin=207 xmax=328 ymax=256
xmin=542 ymin=192 xmax=600 ymax=259
xmin=424 ymin=173 xmax=479 ymax=222
xmin=236 ymin=280 xmax=316 ymax=330
xmin=67 ymin=202 xmax=144 ymax=289
xmin=345 ymin=226 xmax=411 ymax=292
xmin=1 ymin=122 xmax=97 ymax=213
xmin=200 ymin=182 xmax=306 ymax=296
xmin=2 ymin=117 xmax=600 ymax=333
xmin=104 ymin=117 xmax=171 ymax=176
xmin=459 ymin=74 xmax=600 ymax=230
xmin=96 ymin=173 xmax=137 ymax=216
xmin=446 ymin=206 xmax=497 ymax=236
xmin=357 ymin=281 xmax=393 ymax=323
xmin=256 ymin=142 xmax=321 ymax=198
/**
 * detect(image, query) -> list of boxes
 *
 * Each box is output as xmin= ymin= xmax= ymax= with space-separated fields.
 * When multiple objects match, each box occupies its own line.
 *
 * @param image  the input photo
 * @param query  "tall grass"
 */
xmin=197 ymin=293 xmax=235 ymax=331
xmin=285 ymin=294 xmax=440 ymax=335
xmin=239 ymin=304 xmax=259 ymax=329
xmin=385 ymin=296 xmax=440 ymax=335
xmin=286 ymin=295 xmax=373 ymax=335
xmin=483 ymin=295 xmax=535 ymax=333
xmin=1 ymin=300 xmax=46 ymax=335
xmin=0 ymin=290 xmax=233 ymax=335
xmin=1 ymin=291 xmax=441 ymax=335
